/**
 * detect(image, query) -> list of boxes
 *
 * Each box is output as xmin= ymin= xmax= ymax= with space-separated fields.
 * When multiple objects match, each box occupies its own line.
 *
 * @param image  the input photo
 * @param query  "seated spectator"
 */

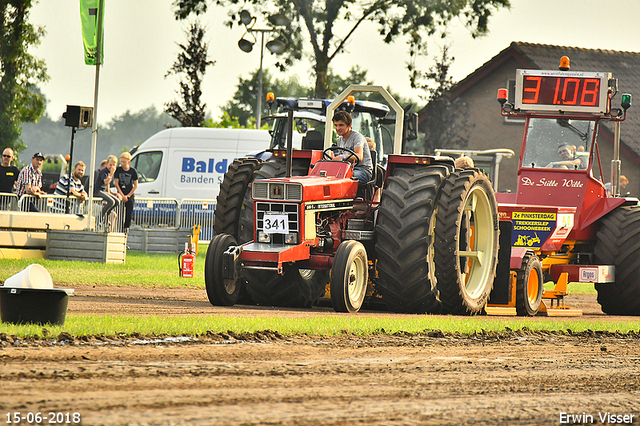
xmin=54 ymin=161 xmax=88 ymax=213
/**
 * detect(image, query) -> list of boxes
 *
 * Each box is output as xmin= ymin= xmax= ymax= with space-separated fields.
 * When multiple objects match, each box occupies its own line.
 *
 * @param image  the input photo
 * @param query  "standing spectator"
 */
xmin=0 ymin=148 xmax=20 ymax=194
xmin=16 ymin=152 xmax=46 ymax=211
xmin=54 ymin=161 xmax=88 ymax=212
xmin=114 ymin=152 xmax=138 ymax=232
xmin=94 ymin=155 xmax=120 ymax=228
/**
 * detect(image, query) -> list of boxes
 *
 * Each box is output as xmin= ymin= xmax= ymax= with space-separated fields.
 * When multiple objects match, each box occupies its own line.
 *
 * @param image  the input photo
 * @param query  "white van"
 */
xmin=130 ymin=128 xmax=271 ymax=201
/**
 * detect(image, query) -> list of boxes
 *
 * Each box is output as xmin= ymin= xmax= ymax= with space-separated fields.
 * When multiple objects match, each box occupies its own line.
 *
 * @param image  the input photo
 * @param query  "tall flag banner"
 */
xmin=80 ymin=0 xmax=104 ymax=65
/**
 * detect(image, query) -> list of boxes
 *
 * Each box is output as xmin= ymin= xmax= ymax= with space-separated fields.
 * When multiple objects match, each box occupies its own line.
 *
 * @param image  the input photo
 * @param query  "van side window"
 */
xmin=132 ymin=151 xmax=163 ymax=183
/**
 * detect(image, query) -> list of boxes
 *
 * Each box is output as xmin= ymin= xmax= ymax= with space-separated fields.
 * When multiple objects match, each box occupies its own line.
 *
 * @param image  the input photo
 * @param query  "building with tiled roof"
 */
xmin=420 ymin=42 xmax=640 ymax=194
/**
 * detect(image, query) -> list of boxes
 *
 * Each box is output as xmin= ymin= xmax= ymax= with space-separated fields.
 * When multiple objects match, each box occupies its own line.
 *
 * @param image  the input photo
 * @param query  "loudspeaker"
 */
xmin=63 ymin=105 xmax=93 ymax=128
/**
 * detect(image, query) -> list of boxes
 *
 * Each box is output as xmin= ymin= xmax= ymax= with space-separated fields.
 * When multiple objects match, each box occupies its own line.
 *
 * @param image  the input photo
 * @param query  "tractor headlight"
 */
xmin=284 ymin=232 xmax=298 ymax=245
xmin=258 ymin=231 xmax=271 ymax=243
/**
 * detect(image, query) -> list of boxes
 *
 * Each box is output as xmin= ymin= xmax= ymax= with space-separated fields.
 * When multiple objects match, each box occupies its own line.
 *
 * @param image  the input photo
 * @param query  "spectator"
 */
xmin=54 ymin=161 xmax=88 ymax=212
xmin=94 ymin=155 xmax=120 ymax=229
xmin=114 ymin=152 xmax=138 ymax=232
xmin=605 ymin=175 xmax=629 ymax=197
xmin=455 ymin=156 xmax=474 ymax=169
xmin=0 ymin=148 xmax=19 ymax=194
xmin=365 ymin=137 xmax=376 ymax=151
xmin=16 ymin=152 xmax=46 ymax=211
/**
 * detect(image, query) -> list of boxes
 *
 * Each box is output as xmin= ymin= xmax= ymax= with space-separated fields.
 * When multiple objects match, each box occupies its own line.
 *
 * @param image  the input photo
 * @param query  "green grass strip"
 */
xmin=0 ymin=252 xmax=207 ymax=289
xmin=2 ymin=314 xmax=640 ymax=339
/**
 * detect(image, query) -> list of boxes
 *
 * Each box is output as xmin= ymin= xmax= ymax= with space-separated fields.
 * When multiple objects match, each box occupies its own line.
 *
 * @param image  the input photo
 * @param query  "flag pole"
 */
xmin=87 ymin=0 xmax=104 ymax=231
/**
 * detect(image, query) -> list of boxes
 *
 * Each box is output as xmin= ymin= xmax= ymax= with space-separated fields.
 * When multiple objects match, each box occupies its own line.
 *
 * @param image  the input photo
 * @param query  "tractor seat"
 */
xmin=301 ymin=130 xmax=323 ymax=150
xmin=358 ymin=150 xmax=383 ymax=200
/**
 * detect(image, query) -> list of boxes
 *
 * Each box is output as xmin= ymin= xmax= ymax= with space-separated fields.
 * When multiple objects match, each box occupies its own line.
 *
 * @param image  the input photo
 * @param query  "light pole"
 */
xmin=238 ymin=10 xmax=289 ymax=129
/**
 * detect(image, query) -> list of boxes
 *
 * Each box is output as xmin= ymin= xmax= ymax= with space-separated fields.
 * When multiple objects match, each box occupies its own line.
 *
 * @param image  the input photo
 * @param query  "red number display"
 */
xmin=522 ymin=76 xmax=600 ymax=107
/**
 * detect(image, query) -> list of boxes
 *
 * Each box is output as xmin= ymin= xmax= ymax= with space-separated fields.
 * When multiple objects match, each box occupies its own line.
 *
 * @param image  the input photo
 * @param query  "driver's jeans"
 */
xmin=353 ymin=167 xmax=372 ymax=186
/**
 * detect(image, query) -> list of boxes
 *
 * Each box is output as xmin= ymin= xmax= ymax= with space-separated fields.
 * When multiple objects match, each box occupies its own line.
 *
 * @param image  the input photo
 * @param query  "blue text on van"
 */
xmin=182 ymin=158 xmax=228 ymax=173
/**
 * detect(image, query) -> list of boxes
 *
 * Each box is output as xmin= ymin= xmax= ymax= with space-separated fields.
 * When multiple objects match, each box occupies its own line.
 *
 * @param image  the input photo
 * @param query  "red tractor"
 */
xmin=206 ymin=85 xmax=500 ymax=313
xmin=487 ymin=57 xmax=639 ymax=316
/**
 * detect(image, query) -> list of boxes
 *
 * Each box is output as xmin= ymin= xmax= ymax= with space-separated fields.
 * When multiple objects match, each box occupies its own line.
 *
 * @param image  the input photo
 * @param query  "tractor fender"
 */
xmin=509 ymin=247 xmax=530 ymax=269
xmin=580 ymin=197 xmax=629 ymax=229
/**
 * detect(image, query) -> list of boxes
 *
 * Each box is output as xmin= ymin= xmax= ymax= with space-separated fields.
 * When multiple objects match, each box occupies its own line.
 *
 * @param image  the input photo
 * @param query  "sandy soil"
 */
xmin=2 ymin=287 xmax=640 ymax=426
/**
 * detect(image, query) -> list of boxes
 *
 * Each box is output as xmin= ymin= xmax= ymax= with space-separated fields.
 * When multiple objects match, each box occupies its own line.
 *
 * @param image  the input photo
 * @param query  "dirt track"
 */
xmin=2 ymin=287 xmax=640 ymax=425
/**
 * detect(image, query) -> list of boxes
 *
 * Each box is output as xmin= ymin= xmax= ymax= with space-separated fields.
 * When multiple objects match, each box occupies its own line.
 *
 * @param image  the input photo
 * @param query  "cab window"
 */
xmin=132 ymin=151 xmax=163 ymax=183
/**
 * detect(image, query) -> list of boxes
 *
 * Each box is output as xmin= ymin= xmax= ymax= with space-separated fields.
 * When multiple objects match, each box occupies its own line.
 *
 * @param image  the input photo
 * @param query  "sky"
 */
xmin=28 ymin=0 xmax=640 ymax=126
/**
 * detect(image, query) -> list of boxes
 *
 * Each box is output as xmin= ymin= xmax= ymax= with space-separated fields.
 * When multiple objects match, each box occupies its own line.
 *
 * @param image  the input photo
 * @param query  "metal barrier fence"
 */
xmin=2 ymin=193 xmax=215 ymax=240
xmin=5 ymin=194 xmax=126 ymax=233
xmin=178 ymin=199 xmax=216 ymax=241
xmin=0 ymin=192 xmax=18 ymax=211
xmin=132 ymin=198 xmax=179 ymax=228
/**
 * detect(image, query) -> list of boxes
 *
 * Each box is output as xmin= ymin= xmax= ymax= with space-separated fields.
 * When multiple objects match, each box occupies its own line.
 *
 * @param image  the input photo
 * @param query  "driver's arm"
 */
xmin=352 ymin=145 xmax=363 ymax=163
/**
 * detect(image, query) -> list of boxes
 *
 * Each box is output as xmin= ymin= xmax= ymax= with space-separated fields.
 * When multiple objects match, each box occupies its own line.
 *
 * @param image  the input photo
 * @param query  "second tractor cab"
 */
xmin=487 ymin=56 xmax=639 ymax=316
xmin=206 ymin=85 xmax=500 ymax=315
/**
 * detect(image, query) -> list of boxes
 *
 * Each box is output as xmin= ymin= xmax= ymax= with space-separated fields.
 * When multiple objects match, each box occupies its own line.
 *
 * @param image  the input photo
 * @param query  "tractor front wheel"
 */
xmin=331 ymin=240 xmax=368 ymax=313
xmin=205 ymin=234 xmax=241 ymax=306
xmin=515 ymin=252 xmax=543 ymax=316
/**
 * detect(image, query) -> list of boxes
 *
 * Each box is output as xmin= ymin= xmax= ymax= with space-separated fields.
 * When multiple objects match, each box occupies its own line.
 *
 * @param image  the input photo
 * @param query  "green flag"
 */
xmin=80 ymin=0 xmax=104 ymax=65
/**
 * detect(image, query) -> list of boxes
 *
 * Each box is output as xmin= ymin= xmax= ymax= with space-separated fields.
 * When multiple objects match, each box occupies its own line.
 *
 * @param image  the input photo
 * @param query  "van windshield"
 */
xmin=132 ymin=151 xmax=162 ymax=182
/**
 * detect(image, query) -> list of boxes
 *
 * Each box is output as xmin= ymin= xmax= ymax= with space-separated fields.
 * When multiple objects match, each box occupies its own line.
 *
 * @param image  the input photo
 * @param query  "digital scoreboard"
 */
xmin=515 ymin=69 xmax=611 ymax=113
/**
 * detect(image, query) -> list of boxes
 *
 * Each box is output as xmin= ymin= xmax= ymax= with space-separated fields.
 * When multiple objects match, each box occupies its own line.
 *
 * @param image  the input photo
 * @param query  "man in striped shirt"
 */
xmin=54 ymin=161 xmax=88 ymax=212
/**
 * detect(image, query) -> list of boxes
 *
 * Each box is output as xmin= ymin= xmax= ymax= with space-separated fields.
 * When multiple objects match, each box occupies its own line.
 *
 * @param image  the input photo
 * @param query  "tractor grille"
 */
xmin=256 ymin=202 xmax=299 ymax=244
xmin=252 ymin=182 xmax=303 ymax=202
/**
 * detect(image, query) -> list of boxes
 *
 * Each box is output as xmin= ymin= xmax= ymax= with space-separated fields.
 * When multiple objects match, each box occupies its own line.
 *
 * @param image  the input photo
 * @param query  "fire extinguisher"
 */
xmin=178 ymin=239 xmax=195 ymax=278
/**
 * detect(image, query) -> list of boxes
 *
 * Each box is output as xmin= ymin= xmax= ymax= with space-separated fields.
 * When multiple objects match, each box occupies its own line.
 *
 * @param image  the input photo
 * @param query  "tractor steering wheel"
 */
xmin=323 ymin=146 xmax=360 ymax=167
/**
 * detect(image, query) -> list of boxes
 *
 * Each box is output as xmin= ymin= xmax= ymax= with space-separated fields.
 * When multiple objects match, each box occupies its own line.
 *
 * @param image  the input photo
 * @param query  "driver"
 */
xmin=330 ymin=111 xmax=372 ymax=185
xmin=546 ymin=143 xmax=583 ymax=169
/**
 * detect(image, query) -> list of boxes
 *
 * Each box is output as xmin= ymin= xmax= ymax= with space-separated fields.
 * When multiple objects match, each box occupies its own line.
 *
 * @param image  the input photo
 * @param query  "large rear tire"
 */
xmin=331 ymin=240 xmax=368 ymax=313
xmin=594 ymin=205 xmax=640 ymax=315
xmin=240 ymin=158 xmax=327 ymax=308
xmin=205 ymin=234 xmax=240 ymax=306
xmin=434 ymin=169 xmax=499 ymax=315
xmin=375 ymin=165 xmax=449 ymax=313
xmin=515 ymin=252 xmax=543 ymax=316
xmin=214 ymin=158 xmax=262 ymax=237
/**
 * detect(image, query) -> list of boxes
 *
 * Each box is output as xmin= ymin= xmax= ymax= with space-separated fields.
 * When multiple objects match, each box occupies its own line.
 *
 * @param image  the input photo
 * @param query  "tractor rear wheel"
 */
xmin=240 ymin=158 xmax=327 ymax=308
xmin=594 ymin=205 xmax=640 ymax=315
xmin=434 ymin=169 xmax=499 ymax=315
xmin=205 ymin=234 xmax=240 ymax=306
xmin=515 ymin=252 xmax=543 ymax=316
xmin=214 ymin=158 xmax=262 ymax=237
xmin=375 ymin=165 xmax=449 ymax=313
xmin=331 ymin=240 xmax=368 ymax=313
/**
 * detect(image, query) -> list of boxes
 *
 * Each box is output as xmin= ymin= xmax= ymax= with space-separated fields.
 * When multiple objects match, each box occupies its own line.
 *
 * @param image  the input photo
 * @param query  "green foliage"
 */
xmin=415 ymin=45 xmax=471 ymax=154
xmin=0 ymin=251 xmax=207 ymax=289
xmin=165 ymin=21 xmax=214 ymax=127
xmin=172 ymin=0 xmax=510 ymax=98
xmin=0 ymin=1 xmax=49 ymax=152
xmin=204 ymin=111 xmax=256 ymax=129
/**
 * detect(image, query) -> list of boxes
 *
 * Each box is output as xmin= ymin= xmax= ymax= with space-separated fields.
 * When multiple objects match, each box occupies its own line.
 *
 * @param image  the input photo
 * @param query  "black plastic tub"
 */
xmin=0 ymin=288 xmax=70 ymax=325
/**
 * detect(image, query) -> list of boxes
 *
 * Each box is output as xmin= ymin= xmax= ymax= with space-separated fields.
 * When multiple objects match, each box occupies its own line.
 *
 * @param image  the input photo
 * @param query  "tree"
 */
xmin=416 ymin=45 xmax=471 ymax=154
xmin=172 ymin=0 xmax=509 ymax=98
xmin=165 ymin=21 xmax=214 ymax=127
xmin=0 ymin=0 xmax=49 ymax=152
